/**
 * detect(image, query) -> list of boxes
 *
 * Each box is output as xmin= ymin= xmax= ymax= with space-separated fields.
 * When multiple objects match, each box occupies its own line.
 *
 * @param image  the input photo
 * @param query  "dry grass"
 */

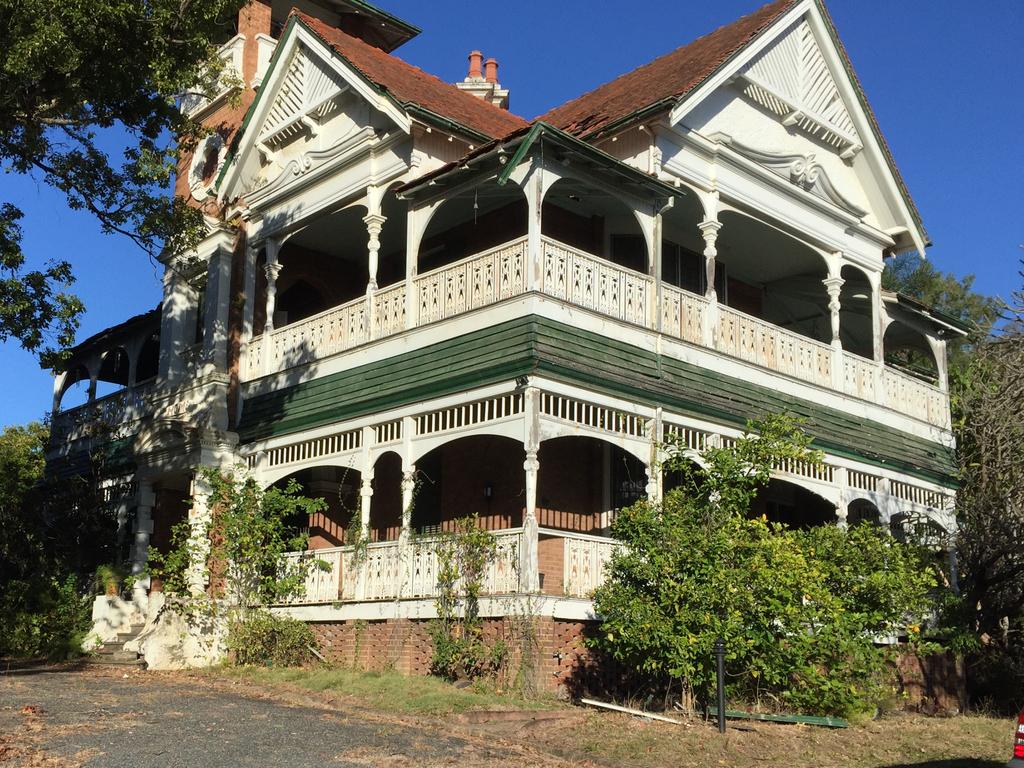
xmin=212 ymin=665 xmax=561 ymax=715
xmin=213 ymin=665 xmax=1014 ymax=767
xmin=525 ymin=709 xmax=1010 ymax=768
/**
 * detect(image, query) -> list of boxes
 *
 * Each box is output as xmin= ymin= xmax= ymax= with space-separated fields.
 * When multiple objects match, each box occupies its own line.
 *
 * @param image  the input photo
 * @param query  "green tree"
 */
xmin=591 ymin=414 xmax=938 ymax=718
xmin=0 ymin=420 xmax=94 ymax=659
xmin=0 ymin=0 xmax=246 ymax=366
xmin=149 ymin=469 xmax=326 ymax=611
xmin=0 ymin=421 xmax=49 ymax=581
xmin=950 ymin=326 xmax=1024 ymax=711
xmin=882 ymin=254 xmax=1001 ymax=373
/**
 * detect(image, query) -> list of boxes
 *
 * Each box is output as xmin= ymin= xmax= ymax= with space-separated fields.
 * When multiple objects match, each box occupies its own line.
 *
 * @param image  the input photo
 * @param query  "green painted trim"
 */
xmin=238 ymin=316 xmax=957 ymax=487
xmin=496 ymin=123 xmax=543 ymax=185
xmin=403 ymin=104 xmax=492 ymax=144
xmin=213 ymin=15 xmax=299 ymax=193
xmin=340 ymin=0 xmax=421 ymax=39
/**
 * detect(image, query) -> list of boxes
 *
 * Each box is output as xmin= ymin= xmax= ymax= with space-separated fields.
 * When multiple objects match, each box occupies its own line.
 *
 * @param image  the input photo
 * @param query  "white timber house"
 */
xmin=49 ymin=0 xmax=965 ymax=678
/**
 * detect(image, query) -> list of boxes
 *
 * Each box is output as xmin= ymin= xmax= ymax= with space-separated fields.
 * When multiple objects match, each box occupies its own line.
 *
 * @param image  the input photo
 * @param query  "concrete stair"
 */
xmin=88 ymin=623 xmax=147 ymax=667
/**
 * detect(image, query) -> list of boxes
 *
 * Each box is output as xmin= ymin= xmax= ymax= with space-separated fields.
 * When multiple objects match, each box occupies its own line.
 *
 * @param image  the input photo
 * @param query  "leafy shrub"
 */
xmin=428 ymin=516 xmax=509 ymax=681
xmin=226 ymin=609 xmax=318 ymax=667
xmin=591 ymin=415 xmax=940 ymax=719
xmin=0 ymin=575 xmax=91 ymax=660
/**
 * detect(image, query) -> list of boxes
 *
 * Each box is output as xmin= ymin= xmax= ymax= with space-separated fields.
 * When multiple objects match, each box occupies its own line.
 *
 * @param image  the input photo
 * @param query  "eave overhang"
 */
xmin=395 ymin=121 xmax=688 ymax=206
xmin=884 ymin=291 xmax=971 ymax=338
xmin=330 ymin=0 xmax=421 ymax=53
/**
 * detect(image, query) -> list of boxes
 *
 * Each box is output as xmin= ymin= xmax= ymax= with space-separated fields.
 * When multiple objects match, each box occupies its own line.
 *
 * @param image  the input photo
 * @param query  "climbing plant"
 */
xmin=428 ymin=515 xmax=508 ymax=681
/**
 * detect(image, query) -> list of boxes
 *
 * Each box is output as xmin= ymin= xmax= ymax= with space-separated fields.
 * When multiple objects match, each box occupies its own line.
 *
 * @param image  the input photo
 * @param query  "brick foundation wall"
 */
xmin=309 ymin=615 xmax=606 ymax=695
xmin=309 ymin=616 xmax=966 ymax=708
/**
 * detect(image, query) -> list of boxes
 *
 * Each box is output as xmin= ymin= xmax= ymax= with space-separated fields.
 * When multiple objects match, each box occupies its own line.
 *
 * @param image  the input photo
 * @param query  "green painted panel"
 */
xmin=237 ymin=316 xmax=957 ymax=486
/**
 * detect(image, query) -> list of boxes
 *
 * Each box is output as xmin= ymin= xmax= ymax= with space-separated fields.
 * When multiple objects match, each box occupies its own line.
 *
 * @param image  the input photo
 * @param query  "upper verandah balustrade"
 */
xmin=244 ymin=233 xmax=950 ymax=429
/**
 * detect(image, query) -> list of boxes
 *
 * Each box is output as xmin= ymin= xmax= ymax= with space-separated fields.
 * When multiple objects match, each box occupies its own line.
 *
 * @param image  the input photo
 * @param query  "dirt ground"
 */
xmin=0 ymin=662 xmax=1013 ymax=768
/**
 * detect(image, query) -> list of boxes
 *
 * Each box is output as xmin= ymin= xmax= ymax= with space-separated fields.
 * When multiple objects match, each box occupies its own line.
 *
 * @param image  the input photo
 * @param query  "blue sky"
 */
xmin=2 ymin=0 xmax=1021 ymax=428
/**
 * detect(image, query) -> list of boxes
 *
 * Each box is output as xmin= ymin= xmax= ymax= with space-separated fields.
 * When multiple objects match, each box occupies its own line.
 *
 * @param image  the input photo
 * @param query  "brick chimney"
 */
xmin=456 ymin=49 xmax=509 ymax=110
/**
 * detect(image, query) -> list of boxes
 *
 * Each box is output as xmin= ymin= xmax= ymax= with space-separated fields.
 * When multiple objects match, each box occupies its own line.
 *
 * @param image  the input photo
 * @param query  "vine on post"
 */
xmin=428 ymin=515 xmax=509 ymax=681
xmin=147 ymin=468 xmax=328 ymax=666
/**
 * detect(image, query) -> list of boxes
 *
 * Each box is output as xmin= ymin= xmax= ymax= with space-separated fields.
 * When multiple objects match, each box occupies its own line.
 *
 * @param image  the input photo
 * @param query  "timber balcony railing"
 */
xmin=245 ymin=235 xmax=950 ymax=428
xmin=279 ymin=528 xmax=524 ymax=604
xmin=278 ymin=527 xmax=619 ymax=605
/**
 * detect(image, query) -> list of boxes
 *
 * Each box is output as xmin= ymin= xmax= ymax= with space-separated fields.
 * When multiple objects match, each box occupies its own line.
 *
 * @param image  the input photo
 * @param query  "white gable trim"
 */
xmin=218 ymin=20 xmax=411 ymax=203
xmin=669 ymin=0 xmax=927 ymax=256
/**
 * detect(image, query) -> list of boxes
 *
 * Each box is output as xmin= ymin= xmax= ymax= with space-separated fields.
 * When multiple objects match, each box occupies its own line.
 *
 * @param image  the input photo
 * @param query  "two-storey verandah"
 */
xmin=49 ymin=120 xmax=960 ymax=614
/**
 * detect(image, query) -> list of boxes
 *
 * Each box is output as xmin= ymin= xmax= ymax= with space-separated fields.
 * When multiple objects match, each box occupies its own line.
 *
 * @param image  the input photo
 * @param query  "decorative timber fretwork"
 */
xmin=257 ymin=43 xmax=349 ymax=149
xmin=715 ymin=136 xmax=868 ymax=217
xmin=737 ymin=19 xmax=862 ymax=159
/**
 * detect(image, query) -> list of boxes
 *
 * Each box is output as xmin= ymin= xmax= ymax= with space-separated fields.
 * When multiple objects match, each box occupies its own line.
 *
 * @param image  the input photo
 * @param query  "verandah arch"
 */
xmin=716 ymin=210 xmax=833 ymax=345
xmin=415 ymin=180 xmax=527 ymax=274
xmin=267 ymin=464 xmax=361 ymax=549
xmin=541 ymin=177 xmax=649 ymax=274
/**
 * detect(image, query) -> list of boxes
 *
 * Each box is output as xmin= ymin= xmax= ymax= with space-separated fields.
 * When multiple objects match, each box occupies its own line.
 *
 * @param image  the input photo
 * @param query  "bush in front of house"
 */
xmin=590 ymin=414 xmax=941 ymax=720
xmin=227 ymin=609 xmax=318 ymax=667
xmin=0 ymin=575 xmax=92 ymax=660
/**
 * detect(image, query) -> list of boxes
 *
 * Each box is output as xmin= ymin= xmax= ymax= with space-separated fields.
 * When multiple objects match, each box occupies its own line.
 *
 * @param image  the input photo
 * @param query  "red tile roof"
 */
xmin=293 ymin=10 xmax=528 ymax=140
xmin=536 ymin=0 xmax=798 ymax=137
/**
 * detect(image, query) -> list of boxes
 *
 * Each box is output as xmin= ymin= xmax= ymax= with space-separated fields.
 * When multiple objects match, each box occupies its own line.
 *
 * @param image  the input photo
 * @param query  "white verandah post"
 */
xmin=520 ymin=386 xmax=541 ymax=593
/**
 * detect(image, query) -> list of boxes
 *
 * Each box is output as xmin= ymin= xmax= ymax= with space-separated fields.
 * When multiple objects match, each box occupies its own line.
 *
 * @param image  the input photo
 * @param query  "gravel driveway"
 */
xmin=0 ymin=664 xmax=572 ymax=767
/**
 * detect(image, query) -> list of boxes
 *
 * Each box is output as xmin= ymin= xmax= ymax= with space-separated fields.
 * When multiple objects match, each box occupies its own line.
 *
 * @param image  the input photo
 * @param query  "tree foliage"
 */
xmin=0 ymin=421 xmax=95 ymax=659
xmin=0 ymin=0 xmax=246 ymax=365
xmin=882 ymin=253 xmax=1001 ymax=373
xmin=148 ymin=469 xmax=326 ymax=612
xmin=429 ymin=515 xmax=508 ymax=681
xmin=591 ymin=414 xmax=939 ymax=718
xmin=951 ymin=322 xmax=1024 ymax=710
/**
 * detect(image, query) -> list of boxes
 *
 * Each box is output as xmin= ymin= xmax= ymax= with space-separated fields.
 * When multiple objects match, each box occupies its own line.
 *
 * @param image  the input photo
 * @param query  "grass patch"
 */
xmin=215 ymin=665 xmax=562 ymax=716
xmin=535 ymin=709 xmax=1012 ymax=768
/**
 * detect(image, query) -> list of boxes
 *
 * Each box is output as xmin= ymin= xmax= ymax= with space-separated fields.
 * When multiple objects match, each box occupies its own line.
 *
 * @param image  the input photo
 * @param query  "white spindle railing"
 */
xmin=244 ymin=335 xmax=264 ymax=380
xmin=415 ymin=238 xmax=527 ymax=325
xmin=541 ymin=236 xmax=651 ymax=327
xmin=881 ymin=367 xmax=947 ymax=427
xmin=373 ymin=283 xmax=407 ymax=339
xmin=661 ymin=284 xmax=707 ymax=345
xmin=243 ymin=235 xmax=949 ymax=428
xmin=281 ymin=547 xmax=344 ymax=604
xmin=558 ymin=532 xmax=617 ymax=598
xmin=716 ymin=305 xmax=833 ymax=388
xmin=265 ymin=295 xmax=368 ymax=371
xmin=280 ymin=529 xmax=524 ymax=604
xmin=843 ymin=355 xmax=877 ymax=401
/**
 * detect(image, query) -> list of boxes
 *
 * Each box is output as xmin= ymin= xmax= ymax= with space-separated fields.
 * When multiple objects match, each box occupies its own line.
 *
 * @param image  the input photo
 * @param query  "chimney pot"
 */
xmin=484 ymin=57 xmax=498 ymax=84
xmin=467 ymin=50 xmax=483 ymax=80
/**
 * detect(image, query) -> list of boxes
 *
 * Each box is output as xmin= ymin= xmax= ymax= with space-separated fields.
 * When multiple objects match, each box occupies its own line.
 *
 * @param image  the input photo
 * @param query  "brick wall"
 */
xmin=309 ymin=615 xmax=605 ymax=695
xmin=537 ymin=535 xmax=565 ymax=596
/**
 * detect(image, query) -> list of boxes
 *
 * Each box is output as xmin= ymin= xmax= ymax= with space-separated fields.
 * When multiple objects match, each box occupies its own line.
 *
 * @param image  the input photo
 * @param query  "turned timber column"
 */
xmin=823 ymin=269 xmax=845 ymax=390
xmin=645 ymin=407 xmax=664 ymax=504
xmin=261 ymin=241 xmax=282 ymax=376
xmin=364 ymin=213 xmax=385 ymax=292
xmin=355 ymin=428 xmax=374 ymax=601
xmin=364 ymin=212 xmax=385 ymax=337
xmin=130 ymin=480 xmax=156 ymax=608
xmin=834 ymin=466 xmax=849 ymax=529
xmin=520 ymin=386 xmax=541 ymax=593
xmin=699 ymin=216 xmax=722 ymax=348
xmin=399 ymin=469 xmax=416 ymax=544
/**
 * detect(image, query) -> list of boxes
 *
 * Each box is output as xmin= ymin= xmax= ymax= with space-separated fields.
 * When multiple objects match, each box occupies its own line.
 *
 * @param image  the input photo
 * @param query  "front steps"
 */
xmin=88 ymin=623 xmax=147 ymax=667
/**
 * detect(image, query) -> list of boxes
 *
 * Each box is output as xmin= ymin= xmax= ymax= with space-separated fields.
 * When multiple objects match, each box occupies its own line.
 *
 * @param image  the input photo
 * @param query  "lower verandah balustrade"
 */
xmin=246 ymin=235 xmax=948 ymax=428
xmin=279 ymin=528 xmax=524 ymax=605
